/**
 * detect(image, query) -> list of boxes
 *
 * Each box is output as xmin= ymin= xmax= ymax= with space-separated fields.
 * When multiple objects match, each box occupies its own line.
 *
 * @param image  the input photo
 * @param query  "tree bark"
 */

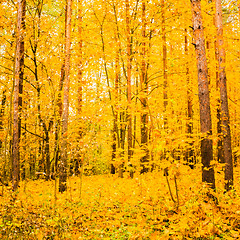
xmin=59 ymin=0 xmax=72 ymax=192
xmin=140 ymin=0 xmax=149 ymax=173
xmin=215 ymin=0 xmax=233 ymax=191
xmin=12 ymin=0 xmax=25 ymax=191
xmin=162 ymin=0 xmax=168 ymax=131
xmin=54 ymin=63 xmax=65 ymax=175
xmin=190 ymin=0 xmax=215 ymax=189
xmin=0 ymin=90 xmax=6 ymax=150
xmin=111 ymin=33 xmax=120 ymax=175
xmin=76 ymin=0 xmax=83 ymax=175
xmin=126 ymin=0 xmax=133 ymax=164
xmin=214 ymin=39 xmax=224 ymax=163
xmin=184 ymin=28 xmax=195 ymax=168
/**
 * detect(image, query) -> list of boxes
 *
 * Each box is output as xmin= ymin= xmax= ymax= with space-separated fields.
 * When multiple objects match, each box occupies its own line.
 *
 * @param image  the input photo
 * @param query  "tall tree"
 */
xmin=190 ymin=0 xmax=215 ymax=189
xmin=12 ymin=0 xmax=26 ymax=191
xmin=59 ymin=0 xmax=72 ymax=192
xmin=161 ymin=0 xmax=168 ymax=131
xmin=126 ymin=0 xmax=133 ymax=164
xmin=111 ymin=32 xmax=120 ymax=175
xmin=215 ymin=0 xmax=233 ymax=191
xmin=76 ymin=0 xmax=84 ymax=175
xmin=0 ymin=90 xmax=6 ymax=150
xmin=140 ymin=0 xmax=149 ymax=173
xmin=184 ymin=27 xmax=194 ymax=168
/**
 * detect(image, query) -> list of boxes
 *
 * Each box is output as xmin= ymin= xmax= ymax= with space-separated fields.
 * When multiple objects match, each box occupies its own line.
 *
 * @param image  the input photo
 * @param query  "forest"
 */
xmin=0 ymin=0 xmax=240 ymax=239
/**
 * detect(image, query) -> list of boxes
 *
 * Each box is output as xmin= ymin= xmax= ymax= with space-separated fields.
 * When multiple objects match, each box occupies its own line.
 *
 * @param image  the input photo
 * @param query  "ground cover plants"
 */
xmin=1 ymin=163 xmax=240 ymax=239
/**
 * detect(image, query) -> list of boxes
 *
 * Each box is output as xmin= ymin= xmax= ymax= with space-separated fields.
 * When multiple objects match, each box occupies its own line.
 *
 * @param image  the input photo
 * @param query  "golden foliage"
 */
xmin=0 ymin=164 xmax=240 ymax=239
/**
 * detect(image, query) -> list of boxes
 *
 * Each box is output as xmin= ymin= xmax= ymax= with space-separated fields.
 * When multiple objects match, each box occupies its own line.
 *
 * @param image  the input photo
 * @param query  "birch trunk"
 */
xmin=59 ymin=0 xmax=72 ymax=192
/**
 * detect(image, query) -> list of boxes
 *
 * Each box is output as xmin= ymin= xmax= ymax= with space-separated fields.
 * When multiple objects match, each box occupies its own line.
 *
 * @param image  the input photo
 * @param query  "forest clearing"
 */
xmin=0 ymin=165 xmax=240 ymax=239
xmin=1 ymin=0 xmax=240 ymax=239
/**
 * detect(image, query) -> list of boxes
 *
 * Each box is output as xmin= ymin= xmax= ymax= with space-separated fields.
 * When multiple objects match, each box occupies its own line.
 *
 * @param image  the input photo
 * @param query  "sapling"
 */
xmin=164 ymin=167 xmax=179 ymax=209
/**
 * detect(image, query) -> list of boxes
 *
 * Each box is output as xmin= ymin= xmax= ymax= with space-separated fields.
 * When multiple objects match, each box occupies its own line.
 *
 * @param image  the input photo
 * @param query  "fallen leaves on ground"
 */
xmin=0 ymin=164 xmax=240 ymax=239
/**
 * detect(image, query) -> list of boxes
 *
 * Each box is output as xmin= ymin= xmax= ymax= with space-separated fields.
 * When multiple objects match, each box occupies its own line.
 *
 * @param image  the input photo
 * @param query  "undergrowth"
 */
xmin=0 ymin=164 xmax=240 ymax=239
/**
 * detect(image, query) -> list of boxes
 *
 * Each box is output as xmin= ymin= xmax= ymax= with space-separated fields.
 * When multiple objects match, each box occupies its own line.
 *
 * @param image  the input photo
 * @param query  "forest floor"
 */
xmin=0 ymin=163 xmax=240 ymax=239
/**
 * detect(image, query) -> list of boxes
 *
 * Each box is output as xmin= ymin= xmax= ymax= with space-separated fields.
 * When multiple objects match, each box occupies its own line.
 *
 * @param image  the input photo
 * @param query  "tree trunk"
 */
xmin=0 ymin=90 xmax=7 ymax=182
xmin=215 ymin=0 xmax=233 ymax=191
xmin=59 ymin=0 xmax=72 ymax=192
xmin=12 ymin=0 xmax=25 ymax=191
xmin=43 ymin=121 xmax=53 ymax=180
xmin=54 ymin=63 xmax=65 ymax=175
xmin=214 ymin=39 xmax=224 ymax=163
xmin=0 ymin=90 xmax=6 ymax=150
xmin=111 ymin=34 xmax=120 ymax=174
xmin=162 ymin=0 xmax=168 ymax=131
xmin=118 ymin=110 xmax=126 ymax=178
xmin=126 ymin=0 xmax=133 ymax=164
xmin=190 ymin=0 xmax=215 ymax=189
xmin=76 ymin=0 xmax=83 ymax=175
xmin=184 ymin=28 xmax=195 ymax=168
xmin=140 ymin=0 xmax=149 ymax=173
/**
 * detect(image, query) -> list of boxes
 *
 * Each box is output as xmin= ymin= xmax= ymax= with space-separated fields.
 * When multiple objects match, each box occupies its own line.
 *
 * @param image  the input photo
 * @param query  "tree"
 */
xmin=76 ymin=0 xmax=84 ymax=175
xmin=190 ymin=0 xmax=215 ymax=189
xmin=161 ymin=0 xmax=168 ymax=131
xmin=184 ymin=27 xmax=195 ymax=168
xmin=125 ymin=0 xmax=132 ymax=167
xmin=215 ymin=0 xmax=233 ymax=191
xmin=0 ymin=90 xmax=6 ymax=151
xmin=140 ymin=0 xmax=149 ymax=173
xmin=126 ymin=0 xmax=133 ymax=166
xmin=111 ymin=32 xmax=120 ymax=175
xmin=59 ymin=0 xmax=72 ymax=192
xmin=12 ymin=0 xmax=26 ymax=191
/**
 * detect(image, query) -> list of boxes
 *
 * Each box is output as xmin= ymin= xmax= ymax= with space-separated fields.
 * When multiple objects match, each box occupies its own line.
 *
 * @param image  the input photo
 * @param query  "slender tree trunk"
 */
xmin=215 ymin=0 xmax=233 ymax=191
xmin=190 ymin=0 xmax=215 ymax=189
xmin=184 ymin=28 xmax=194 ymax=168
xmin=76 ymin=0 xmax=83 ymax=175
xmin=133 ymin=76 xmax=139 ymax=150
xmin=140 ymin=0 xmax=149 ymax=173
xmin=214 ymin=39 xmax=224 ymax=163
xmin=209 ymin=0 xmax=224 ymax=164
xmin=59 ymin=0 xmax=72 ymax=192
xmin=0 ymin=90 xmax=6 ymax=150
xmin=0 ymin=90 xmax=7 ymax=184
xmin=126 ymin=0 xmax=132 ymax=163
xmin=43 ymin=121 xmax=53 ymax=180
xmin=111 ymin=34 xmax=120 ymax=174
xmin=19 ymin=0 xmax=26 ymax=139
xmin=12 ymin=0 xmax=25 ymax=191
xmin=162 ymin=0 xmax=168 ymax=131
xmin=118 ymin=109 xmax=126 ymax=178
xmin=54 ymin=64 xmax=65 ymax=175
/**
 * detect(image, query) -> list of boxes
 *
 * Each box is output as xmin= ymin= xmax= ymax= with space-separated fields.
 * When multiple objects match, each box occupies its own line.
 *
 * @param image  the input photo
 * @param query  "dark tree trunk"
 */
xmin=184 ymin=28 xmax=195 ymax=168
xmin=0 ymin=90 xmax=6 ymax=150
xmin=126 ymin=0 xmax=133 ymax=164
xmin=215 ymin=0 xmax=233 ymax=191
xmin=54 ymin=64 xmax=65 ymax=175
xmin=190 ymin=0 xmax=215 ymax=189
xmin=12 ymin=0 xmax=25 ymax=191
xmin=111 ymin=41 xmax=119 ymax=174
xmin=140 ymin=0 xmax=149 ymax=174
